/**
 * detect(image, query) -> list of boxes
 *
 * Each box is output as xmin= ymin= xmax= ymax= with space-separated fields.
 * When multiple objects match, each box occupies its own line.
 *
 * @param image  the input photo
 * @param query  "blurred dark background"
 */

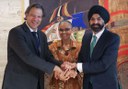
xmin=30 ymin=0 xmax=98 ymax=30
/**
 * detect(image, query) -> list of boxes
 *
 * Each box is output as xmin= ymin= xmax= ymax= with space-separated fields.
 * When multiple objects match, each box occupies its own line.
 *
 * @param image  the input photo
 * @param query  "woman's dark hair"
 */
xmin=24 ymin=4 xmax=45 ymax=20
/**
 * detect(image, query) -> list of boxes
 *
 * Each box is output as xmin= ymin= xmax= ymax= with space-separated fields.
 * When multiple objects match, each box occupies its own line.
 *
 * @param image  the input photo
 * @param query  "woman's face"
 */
xmin=58 ymin=22 xmax=72 ymax=40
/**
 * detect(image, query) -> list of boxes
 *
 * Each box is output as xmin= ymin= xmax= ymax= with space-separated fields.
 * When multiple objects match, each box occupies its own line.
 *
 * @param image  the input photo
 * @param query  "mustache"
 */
xmin=91 ymin=24 xmax=101 ymax=27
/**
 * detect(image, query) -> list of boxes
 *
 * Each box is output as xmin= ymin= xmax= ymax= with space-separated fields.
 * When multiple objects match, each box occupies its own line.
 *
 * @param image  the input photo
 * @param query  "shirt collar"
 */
xmin=26 ymin=22 xmax=38 ymax=32
xmin=92 ymin=27 xmax=105 ymax=40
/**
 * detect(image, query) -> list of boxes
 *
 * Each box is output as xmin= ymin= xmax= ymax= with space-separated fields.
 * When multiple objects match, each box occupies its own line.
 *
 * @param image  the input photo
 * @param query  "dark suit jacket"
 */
xmin=2 ymin=23 xmax=61 ymax=89
xmin=78 ymin=29 xmax=120 ymax=89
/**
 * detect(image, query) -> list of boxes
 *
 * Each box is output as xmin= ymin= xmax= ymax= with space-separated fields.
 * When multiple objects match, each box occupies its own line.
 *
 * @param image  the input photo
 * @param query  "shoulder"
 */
xmin=73 ymin=41 xmax=81 ymax=48
xmin=104 ymin=30 xmax=120 ymax=46
xmin=9 ymin=24 xmax=25 ymax=36
xmin=39 ymin=30 xmax=46 ymax=36
xmin=9 ymin=22 xmax=29 ymax=34
xmin=106 ymin=30 xmax=120 ymax=41
xmin=49 ymin=40 xmax=60 ymax=51
xmin=38 ymin=30 xmax=47 ymax=39
xmin=81 ymin=30 xmax=92 ymax=43
xmin=84 ymin=29 xmax=92 ymax=34
xmin=83 ymin=29 xmax=92 ymax=38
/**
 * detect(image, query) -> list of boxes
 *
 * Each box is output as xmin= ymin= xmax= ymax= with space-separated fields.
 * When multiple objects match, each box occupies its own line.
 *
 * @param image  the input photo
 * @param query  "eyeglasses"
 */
xmin=59 ymin=28 xmax=71 ymax=32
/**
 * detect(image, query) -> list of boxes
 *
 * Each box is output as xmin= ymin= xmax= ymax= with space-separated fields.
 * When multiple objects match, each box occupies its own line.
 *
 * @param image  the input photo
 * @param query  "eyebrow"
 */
xmin=59 ymin=28 xmax=71 ymax=30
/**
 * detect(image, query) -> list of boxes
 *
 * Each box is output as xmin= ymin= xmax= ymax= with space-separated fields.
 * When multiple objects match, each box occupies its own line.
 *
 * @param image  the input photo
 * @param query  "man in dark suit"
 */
xmin=62 ymin=5 xmax=120 ymax=89
xmin=2 ymin=4 xmax=68 ymax=89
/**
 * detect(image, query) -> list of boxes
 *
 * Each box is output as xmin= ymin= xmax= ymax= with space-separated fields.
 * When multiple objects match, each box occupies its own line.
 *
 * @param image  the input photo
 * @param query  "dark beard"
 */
xmin=90 ymin=24 xmax=104 ymax=32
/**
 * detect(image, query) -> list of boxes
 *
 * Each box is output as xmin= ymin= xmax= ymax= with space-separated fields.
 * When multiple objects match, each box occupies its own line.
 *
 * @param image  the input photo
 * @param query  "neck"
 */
xmin=26 ymin=21 xmax=38 ymax=32
xmin=62 ymin=39 xmax=71 ymax=45
xmin=61 ymin=39 xmax=72 ymax=51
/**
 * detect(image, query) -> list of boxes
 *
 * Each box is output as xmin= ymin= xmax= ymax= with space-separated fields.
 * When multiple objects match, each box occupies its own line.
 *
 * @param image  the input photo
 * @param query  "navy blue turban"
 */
xmin=88 ymin=5 xmax=110 ymax=24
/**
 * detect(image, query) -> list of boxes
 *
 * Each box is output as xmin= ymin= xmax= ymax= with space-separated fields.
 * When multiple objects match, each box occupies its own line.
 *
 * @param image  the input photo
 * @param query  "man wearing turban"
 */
xmin=62 ymin=5 xmax=120 ymax=89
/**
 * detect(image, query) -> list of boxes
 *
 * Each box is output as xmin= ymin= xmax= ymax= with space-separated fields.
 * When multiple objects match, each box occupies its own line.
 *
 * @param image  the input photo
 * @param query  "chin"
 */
xmin=93 ymin=29 xmax=101 ymax=32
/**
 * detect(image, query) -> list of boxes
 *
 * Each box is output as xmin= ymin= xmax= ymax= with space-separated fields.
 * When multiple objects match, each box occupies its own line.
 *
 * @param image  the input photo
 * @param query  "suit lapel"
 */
xmin=22 ymin=23 xmax=39 ymax=54
xmin=37 ymin=31 xmax=42 ymax=54
xmin=83 ymin=32 xmax=92 ymax=61
xmin=92 ymin=29 xmax=108 ymax=58
xmin=87 ymin=34 xmax=92 ymax=57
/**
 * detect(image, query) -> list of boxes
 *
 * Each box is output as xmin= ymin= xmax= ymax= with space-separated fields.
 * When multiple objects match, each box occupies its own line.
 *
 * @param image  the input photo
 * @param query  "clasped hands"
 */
xmin=53 ymin=62 xmax=77 ymax=82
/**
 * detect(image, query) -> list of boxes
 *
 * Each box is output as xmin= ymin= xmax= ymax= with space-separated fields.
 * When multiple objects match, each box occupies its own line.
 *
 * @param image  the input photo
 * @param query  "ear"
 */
xmin=24 ymin=13 xmax=28 ymax=20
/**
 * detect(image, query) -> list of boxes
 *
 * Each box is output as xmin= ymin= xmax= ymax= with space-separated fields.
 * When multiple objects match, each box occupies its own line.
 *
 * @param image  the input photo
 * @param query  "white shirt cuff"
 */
xmin=77 ymin=63 xmax=83 ymax=73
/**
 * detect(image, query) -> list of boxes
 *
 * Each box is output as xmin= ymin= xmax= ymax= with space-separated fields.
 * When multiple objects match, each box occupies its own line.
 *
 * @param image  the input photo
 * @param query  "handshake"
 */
xmin=53 ymin=62 xmax=77 ymax=82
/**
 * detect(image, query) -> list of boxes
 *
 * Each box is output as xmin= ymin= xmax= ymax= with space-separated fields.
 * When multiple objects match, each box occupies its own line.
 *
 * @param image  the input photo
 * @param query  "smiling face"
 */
xmin=58 ymin=21 xmax=72 ymax=40
xmin=26 ymin=7 xmax=43 ymax=31
xmin=89 ymin=14 xmax=105 ymax=33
